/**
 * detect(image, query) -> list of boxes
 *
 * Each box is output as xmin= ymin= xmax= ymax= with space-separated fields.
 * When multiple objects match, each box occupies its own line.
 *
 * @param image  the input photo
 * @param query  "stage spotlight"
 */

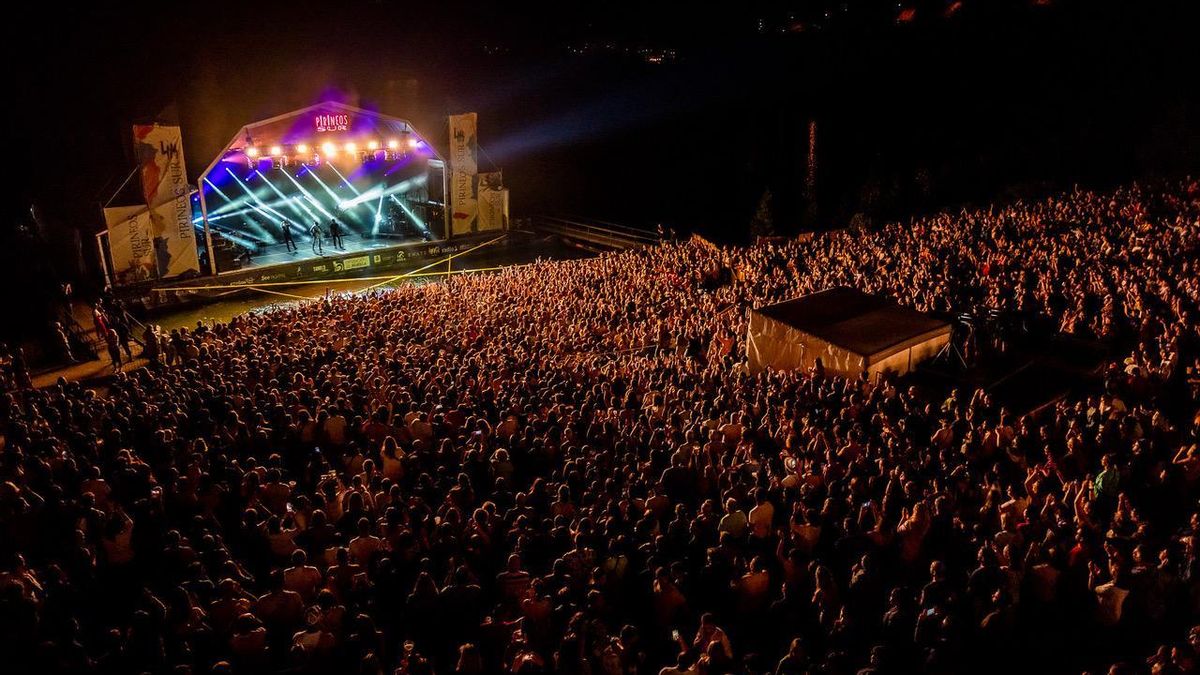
xmin=345 ymin=142 xmax=357 ymax=153
xmin=270 ymin=145 xmax=282 ymax=156
xmin=246 ymin=146 xmax=260 ymax=157
xmin=322 ymin=142 xmax=337 ymax=156
xmin=297 ymin=143 xmax=309 ymax=154
xmin=387 ymin=139 xmax=399 ymax=150
xmin=367 ymin=140 xmax=379 ymax=151
xmin=408 ymin=137 xmax=420 ymax=148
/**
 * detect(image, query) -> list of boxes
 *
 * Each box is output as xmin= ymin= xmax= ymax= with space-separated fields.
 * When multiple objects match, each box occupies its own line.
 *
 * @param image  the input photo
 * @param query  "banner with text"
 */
xmin=450 ymin=171 xmax=478 ymax=236
xmin=104 ymin=205 xmax=156 ymax=285
xmin=132 ymin=124 xmax=200 ymax=278
xmin=448 ymin=112 xmax=478 ymax=175
xmin=448 ymin=113 xmax=479 ymax=237
xmin=477 ymin=172 xmax=507 ymax=231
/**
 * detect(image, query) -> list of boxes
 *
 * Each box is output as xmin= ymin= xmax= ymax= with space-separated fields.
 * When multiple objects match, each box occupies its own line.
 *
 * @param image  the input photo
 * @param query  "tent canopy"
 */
xmin=747 ymin=287 xmax=951 ymax=376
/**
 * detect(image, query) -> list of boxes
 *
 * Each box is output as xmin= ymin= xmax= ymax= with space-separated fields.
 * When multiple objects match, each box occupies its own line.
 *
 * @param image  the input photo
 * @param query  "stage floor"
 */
xmin=220 ymin=234 xmax=431 ymax=274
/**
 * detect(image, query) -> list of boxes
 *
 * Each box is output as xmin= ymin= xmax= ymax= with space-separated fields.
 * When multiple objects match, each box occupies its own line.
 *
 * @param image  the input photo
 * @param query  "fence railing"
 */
xmin=528 ymin=216 xmax=660 ymax=249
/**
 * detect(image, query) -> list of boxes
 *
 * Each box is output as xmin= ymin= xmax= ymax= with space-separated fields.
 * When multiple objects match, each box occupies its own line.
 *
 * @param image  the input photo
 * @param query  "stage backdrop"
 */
xmin=449 ymin=113 xmax=479 ymax=235
xmin=132 ymin=124 xmax=200 ymax=278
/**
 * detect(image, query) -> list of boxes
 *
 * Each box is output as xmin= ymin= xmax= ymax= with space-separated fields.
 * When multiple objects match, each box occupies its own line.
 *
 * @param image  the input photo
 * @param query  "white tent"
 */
xmin=747 ymin=287 xmax=951 ymax=377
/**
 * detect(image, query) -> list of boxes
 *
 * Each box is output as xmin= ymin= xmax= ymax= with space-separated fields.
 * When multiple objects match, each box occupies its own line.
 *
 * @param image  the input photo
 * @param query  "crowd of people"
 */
xmin=0 ymin=180 xmax=1198 ymax=675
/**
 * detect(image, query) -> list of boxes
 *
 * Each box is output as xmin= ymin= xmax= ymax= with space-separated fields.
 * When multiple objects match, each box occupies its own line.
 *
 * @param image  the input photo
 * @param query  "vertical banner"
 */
xmin=104 ymin=205 xmax=156 ymax=285
xmin=450 ymin=171 xmax=478 ymax=236
xmin=477 ymin=172 xmax=506 ymax=231
xmin=448 ymin=113 xmax=479 ymax=236
xmin=448 ymin=112 xmax=478 ymax=175
xmin=132 ymin=124 xmax=200 ymax=278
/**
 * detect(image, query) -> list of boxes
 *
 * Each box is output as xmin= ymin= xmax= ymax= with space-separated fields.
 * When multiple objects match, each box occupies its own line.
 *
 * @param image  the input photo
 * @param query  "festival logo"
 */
xmin=315 ymin=113 xmax=351 ymax=133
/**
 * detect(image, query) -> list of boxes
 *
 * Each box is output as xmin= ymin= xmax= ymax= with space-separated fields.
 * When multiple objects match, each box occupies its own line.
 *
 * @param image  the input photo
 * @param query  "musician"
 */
xmin=310 ymin=220 xmax=323 ymax=255
xmin=281 ymin=219 xmax=296 ymax=252
xmin=329 ymin=218 xmax=344 ymax=250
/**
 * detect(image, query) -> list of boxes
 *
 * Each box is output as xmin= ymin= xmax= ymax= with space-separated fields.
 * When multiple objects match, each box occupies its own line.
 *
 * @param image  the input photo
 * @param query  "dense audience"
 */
xmin=1 ymin=180 xmax=1198 ymax=675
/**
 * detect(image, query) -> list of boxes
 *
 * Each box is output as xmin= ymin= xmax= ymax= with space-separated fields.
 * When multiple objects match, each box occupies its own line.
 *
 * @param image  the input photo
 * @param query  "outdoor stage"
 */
xmin=100 ymin=102 xmax=510 ymax=302
xmin=194 ymin=102 xmax=454 ymax=277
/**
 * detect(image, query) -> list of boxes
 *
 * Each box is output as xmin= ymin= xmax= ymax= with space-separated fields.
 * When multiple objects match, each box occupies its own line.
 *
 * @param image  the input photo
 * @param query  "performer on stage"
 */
xmin=281 ymin=219 xmax=297 ymax=252
xmin=329 ymin=218 xmax=344 ymax=250
xmin=310 ymin=220 xmax=323 ymax=254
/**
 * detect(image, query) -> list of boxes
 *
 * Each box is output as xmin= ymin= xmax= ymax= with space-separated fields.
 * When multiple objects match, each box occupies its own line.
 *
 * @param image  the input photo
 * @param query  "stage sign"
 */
xmin=450 ymin=171 xmax=478 ymax=236
xmin=132 ymin=124 xmax=201 ymax=279
xmin=315 ymin=112 xmax=351 ymax=133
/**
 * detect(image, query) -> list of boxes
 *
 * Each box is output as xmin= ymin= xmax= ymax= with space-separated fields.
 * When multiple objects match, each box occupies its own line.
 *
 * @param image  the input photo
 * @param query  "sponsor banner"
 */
xmin=132 ymin=124 xmax=201 ymax=278
xmin=104 ymin=206 xmax=156 ymax=285
xmin=450 ymin=171 xmax=478 ymax=236
xmin=477 ymin=172 xmax=506 ymax=231
xmin=333 ymin=255 xmax=371 ymax=272
xmin=448 ymin=112 xmax=478 ymax=175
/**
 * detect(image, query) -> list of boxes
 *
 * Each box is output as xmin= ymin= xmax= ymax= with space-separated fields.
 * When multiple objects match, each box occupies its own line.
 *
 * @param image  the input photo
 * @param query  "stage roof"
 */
xmin=755 ymin=287 xmax=949 ymax=359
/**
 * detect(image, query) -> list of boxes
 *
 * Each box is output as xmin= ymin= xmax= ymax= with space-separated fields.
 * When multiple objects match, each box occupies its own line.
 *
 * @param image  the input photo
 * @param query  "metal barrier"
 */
xmin=528 ymin=216 xmax=660 ymax=250
xmin=553 ymin=215 xmax=660 ymax=241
